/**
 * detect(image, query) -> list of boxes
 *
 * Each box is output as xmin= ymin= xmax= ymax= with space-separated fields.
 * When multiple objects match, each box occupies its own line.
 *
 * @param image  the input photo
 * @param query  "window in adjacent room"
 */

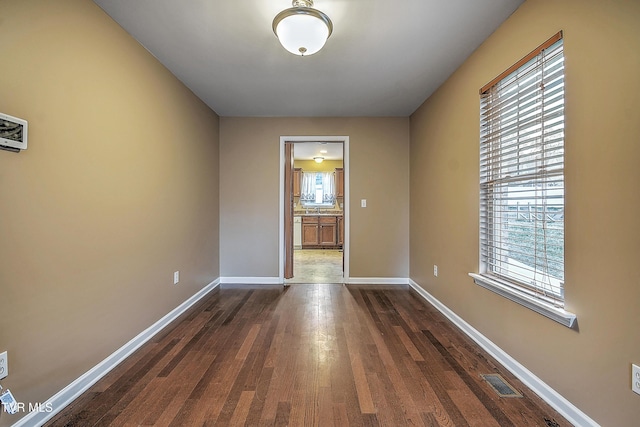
xmin=300 ymin=171 xmax=335 ymax=207
xmin=470 ymin=32 xmax=576 ymax=327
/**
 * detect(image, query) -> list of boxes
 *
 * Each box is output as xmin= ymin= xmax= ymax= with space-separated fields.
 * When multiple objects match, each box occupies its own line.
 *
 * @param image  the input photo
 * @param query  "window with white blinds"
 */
xmin=476 ymin=32 xmax=568 ymax=314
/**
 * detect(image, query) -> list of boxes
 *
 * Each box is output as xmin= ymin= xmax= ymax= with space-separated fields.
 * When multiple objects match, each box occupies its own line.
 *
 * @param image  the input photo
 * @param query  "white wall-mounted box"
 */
xmin=0 ymin=112 xmax=28 ymax=150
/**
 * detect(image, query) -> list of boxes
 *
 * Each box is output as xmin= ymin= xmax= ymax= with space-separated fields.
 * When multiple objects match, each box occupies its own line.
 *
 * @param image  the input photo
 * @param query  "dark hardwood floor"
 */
xmin=46 ymin=284 xmax=570 ymax=426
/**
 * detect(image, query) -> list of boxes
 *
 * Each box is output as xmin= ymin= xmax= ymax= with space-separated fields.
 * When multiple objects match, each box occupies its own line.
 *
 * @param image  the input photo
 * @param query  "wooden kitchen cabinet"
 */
xmin=319 ymin=216 xmax=337 ymax=246
xmin=293 ymin=168 xmax=302 ymax=197
xmin=302 ymin=216 xmax=319 ymax=247
xmin=337 ymin=216 xmax=344 ymax=246
xmin=301 ymin=215 xmax=342 ymax=248
xmin=335 ymin=168 xmax=344 ymax=198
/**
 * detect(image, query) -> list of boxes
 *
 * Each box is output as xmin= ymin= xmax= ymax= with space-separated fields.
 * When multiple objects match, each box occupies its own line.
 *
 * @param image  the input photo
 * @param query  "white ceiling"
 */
xmin=293 ymin=141 xmax=343 ymax=161
xmin=93 ymin=0 xmax=523 ymax=117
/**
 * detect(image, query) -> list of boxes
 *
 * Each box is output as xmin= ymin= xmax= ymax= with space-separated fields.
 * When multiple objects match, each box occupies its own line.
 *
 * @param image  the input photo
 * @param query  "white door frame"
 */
xmin=278 ymin=135 xmax=350 ymax=283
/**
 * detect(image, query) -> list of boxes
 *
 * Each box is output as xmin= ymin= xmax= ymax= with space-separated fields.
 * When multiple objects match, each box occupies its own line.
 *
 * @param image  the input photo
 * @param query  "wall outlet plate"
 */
xmin=632 ymin=364 xmax=640 ymax=395
xmin=173 ymin=271 xmax=179 ymax=285
xmin=433 ymin=265 xmax=438 ymax=277
xmin=0 ymin=351 xmax=7 ymax=379
xmin=0 ymin=388 xmax=18 ymax=414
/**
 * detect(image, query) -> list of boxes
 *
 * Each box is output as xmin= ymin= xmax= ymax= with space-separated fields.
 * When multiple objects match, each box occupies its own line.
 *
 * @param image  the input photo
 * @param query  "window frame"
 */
xmin=470 ymin=31 xmax=576 ymax=328
xmin=300 ymin=171 xmax=336 ymax=208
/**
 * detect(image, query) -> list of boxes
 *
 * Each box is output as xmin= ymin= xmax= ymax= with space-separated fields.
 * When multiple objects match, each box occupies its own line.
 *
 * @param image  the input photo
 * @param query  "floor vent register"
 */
xmin=480 ymin=373 xmax=523 ymax=398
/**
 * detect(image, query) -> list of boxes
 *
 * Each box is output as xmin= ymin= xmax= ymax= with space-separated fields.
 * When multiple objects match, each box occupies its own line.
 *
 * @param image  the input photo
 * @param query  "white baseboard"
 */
xmin=219 ymin=277 xmax=409 ymax=286
xmin=408 ymin=279 xmax=598 ymax=427
xmin=220 ymin=276 xmax=282 ymax=285
xmin=346 ymin=277 xmax=409 ymax=285
xmin=13 ymin=279 xmax=221 ymax=427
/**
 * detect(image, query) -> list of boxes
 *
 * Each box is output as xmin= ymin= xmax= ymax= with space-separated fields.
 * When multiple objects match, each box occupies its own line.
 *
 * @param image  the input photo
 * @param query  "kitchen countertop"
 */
xmin=294 ymin=210 xmax=343 ymax=216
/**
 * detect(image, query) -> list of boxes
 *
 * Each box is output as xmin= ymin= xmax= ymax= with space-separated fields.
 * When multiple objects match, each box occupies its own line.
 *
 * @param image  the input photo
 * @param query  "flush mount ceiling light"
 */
xmin=272 ymin=0 xmax=333 ymax=56
xmin=313 ymin=156 xmax=324 ymax=163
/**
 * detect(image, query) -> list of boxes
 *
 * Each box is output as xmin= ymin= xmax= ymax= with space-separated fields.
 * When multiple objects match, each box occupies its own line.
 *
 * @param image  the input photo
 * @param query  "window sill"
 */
xmin=468 ymin=273 xmax=577 ymax=329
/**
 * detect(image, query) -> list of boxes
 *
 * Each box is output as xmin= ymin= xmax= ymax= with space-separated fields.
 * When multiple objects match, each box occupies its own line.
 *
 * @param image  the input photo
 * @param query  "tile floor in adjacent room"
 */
xmin=285 ymin=249 xmax=343 ymax=284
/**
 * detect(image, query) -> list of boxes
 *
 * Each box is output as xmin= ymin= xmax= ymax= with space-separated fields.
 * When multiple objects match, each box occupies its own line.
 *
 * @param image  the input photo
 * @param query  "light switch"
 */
xmin=361 ymin=199 xmax=367 ymax=208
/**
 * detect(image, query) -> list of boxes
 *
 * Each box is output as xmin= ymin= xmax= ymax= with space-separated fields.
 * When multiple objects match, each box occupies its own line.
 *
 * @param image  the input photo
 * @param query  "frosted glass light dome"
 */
xmin=273 ymin=1 xmax=333 ymax=56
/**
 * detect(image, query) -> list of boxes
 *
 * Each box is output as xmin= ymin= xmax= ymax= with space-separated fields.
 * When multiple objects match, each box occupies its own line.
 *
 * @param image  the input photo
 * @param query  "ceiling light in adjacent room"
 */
xmin=314 ymin=156 xmax=324 ymax=163
xmin=273 ymin=0 xmax=333 ymax=56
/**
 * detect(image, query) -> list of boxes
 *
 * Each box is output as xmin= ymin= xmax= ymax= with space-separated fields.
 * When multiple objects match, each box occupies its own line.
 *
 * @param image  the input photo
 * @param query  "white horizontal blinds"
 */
xmin=480 ymin=34 xmax=565 ymax=307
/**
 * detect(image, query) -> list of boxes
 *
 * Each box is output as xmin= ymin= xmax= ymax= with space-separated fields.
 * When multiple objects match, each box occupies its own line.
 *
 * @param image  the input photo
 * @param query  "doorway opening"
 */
xmin=279 ymin=136 xmax=349 ymax=284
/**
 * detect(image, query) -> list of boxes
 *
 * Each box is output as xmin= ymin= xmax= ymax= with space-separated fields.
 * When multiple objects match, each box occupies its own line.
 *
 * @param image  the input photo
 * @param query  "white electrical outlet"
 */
xmin=0 ymin=351 xmax=7 ymax=379
xmin=433 ymin=265 xmax=438 ymax=277
xmin=173 ymin=271 xmax=179 ymax=285
xmin=0 ymin=388 xmax=18 ymax=414
xmin=632 ymin=364 xmax=640 ymax=395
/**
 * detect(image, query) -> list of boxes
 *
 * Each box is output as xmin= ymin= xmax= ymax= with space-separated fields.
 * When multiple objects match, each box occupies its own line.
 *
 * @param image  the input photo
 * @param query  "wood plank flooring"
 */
xmin=46 ymin=284 xmax=570 ymax=426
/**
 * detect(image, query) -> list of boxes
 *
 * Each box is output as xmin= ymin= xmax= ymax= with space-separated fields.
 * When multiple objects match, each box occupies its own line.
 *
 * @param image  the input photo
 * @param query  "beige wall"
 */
xmin=220 ymin=117 xmax=409 ymax=279
xmin=4 ymin=0 xmax=636 ymax=424
xmin=409 ymin=0 xmax=640 ymax=425
xmin=0 ymin=1 xmax=220 ymax=424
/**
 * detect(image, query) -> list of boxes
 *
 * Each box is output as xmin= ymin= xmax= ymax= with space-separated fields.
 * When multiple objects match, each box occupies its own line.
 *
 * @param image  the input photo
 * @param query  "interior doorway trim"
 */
xmin=279 ymin=135 xmax=349 ymax=283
